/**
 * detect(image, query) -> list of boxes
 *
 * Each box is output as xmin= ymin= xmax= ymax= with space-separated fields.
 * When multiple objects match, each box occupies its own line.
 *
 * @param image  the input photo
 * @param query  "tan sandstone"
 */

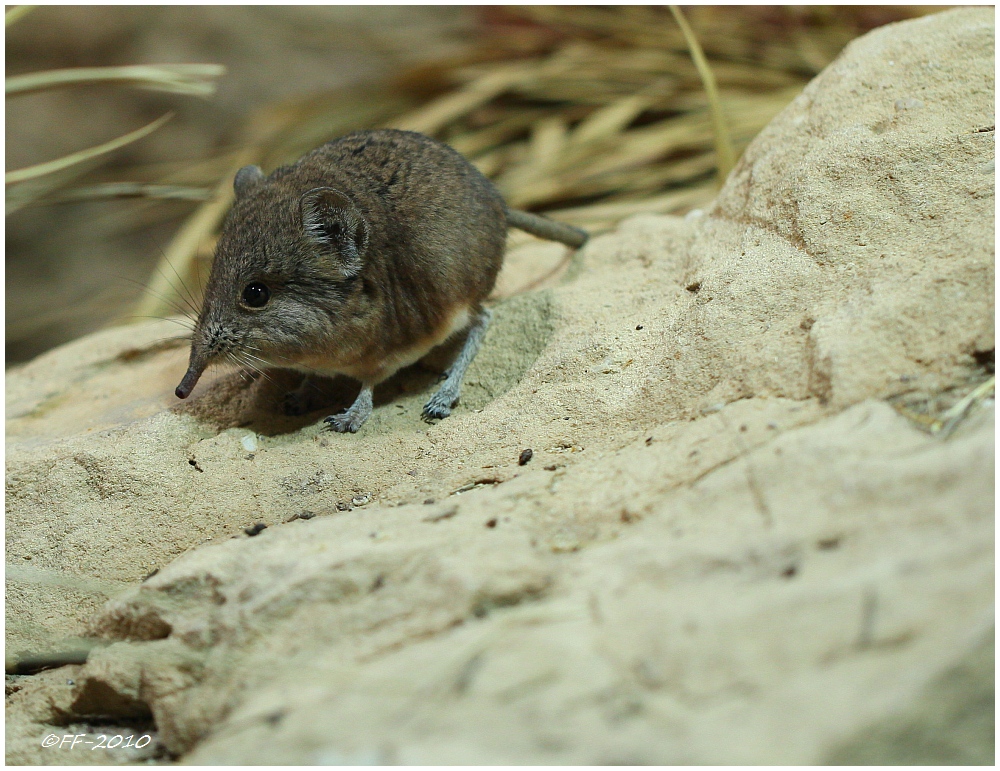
xmin=5 ymin=8 xmax=994 ymax=765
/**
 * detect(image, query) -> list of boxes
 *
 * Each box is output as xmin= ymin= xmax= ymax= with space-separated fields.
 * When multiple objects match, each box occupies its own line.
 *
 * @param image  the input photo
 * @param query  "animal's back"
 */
xmin=279 ymin=130 xmax=508 ymax=306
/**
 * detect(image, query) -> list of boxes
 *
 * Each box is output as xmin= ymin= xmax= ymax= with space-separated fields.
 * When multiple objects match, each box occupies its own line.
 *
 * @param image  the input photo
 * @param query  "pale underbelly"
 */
xmin=291 ymin=304 xmax=471 ymax=384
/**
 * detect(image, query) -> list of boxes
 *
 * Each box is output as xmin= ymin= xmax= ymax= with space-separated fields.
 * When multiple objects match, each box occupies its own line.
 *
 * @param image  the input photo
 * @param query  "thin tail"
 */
xmin=506 ymin=209 xmax=588 ymax=249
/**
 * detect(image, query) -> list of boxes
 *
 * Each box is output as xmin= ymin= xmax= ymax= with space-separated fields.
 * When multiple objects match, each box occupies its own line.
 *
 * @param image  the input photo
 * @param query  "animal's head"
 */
xmin=175 ymin=165 xmax=371 ymax=399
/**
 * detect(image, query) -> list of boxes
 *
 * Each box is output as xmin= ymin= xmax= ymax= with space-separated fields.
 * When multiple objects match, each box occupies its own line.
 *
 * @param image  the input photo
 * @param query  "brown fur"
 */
xmin=176 ymin=129 xmax=586 ymax=424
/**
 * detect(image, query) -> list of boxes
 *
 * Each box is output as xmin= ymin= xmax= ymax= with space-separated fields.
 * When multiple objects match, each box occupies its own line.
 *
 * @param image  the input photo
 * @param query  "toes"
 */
xmin=421 ymin=396 xmax=454 ymax=422
xmin=324 ymin=413 xmax=361 ymax=433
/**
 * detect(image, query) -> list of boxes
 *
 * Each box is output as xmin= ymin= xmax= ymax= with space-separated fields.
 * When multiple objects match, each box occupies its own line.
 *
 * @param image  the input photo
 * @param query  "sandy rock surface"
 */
xmin=5 ymin=8 xmax=994 ymax=765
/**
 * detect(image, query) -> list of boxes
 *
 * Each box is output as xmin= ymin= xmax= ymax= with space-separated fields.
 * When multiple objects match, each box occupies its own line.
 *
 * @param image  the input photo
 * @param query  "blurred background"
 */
xmin=6 ymin=5 xmax=940 ymax=364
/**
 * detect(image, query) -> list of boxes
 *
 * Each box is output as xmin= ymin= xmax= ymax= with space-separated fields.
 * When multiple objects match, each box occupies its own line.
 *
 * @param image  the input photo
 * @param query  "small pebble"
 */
xmin=518 ymin=448 xmax=533 ymax=466
xmin=894 ymin=97 xmax=923 ymax=111
xmin=265 ymin=710 xmax=285 ymax=726
xmin=244 ymin=522 xmax=267 ymax=536
xmin=635 ymin=324 xmax=643 ymax=330
xmin=485 ymin=518 xmax=498 ymax=528
xmin=298 ymin=510 xmax=316 ymax=520
xmin=240 ymin=433 xmax=259 ymax=453
xmin=423 ymin=505 xmax=459 ymax=523
xmin=352 ymin=492 xmax=372 ymax=507
xmin=336 ymin=501 xmax=352 ymax=512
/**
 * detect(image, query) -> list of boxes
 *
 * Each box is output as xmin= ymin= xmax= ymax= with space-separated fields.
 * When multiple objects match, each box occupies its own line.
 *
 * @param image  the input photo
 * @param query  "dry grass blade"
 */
xmin=891 ymin=374 xmax=995 ymax=436
xmin=551 ymin=183 xmax=716 ymax=227
xmin=5 ymin=163 xmax=94 ymax=216
xmin=256 ymin=89 xmax=416 ymax=170
xmin=389 ymin=64 xmax=535 ymax=135
xmin=5 ymin=5 xmax=34 ymax=27
xmin=569 ymin=81 xmax=672 ymax=146
xmin=121 ymin=6 xmax=937 ymax=320
xmin=6 ymin=64 xmax=226 ymax=97
xmin=494 ymin=116 xmax=568 ymax=198
xmin=5 ymin=112 xmax=173 ymax=186
xmin=937 ymin=376 xmax=995 ymax=438
xmin=44 ymin=183 xmax=212 ymax=204
xmin=669 ymin=6 xmax=735 ymax=184
xmin=5 ymin=114 xmax=178 ymax=215
xmin=446 ymin=107 xmax=550 ymax=158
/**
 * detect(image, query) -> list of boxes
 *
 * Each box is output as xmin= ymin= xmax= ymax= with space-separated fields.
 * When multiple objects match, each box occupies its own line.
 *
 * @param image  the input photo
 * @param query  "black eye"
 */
xmin=242 ymin=282 xmax=270 ymax=308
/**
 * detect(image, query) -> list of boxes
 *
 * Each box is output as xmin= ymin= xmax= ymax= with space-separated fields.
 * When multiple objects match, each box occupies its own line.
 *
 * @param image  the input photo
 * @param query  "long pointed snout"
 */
xmin=175 ymin=358 xmax=207 ymax=399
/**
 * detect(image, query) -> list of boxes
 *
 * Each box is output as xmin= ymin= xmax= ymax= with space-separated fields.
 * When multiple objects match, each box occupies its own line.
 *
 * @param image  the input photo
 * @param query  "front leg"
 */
xmin=324 ymin=384 xmax=374 ymax=433
xmin=422 ymin=307 xmax=492 ymax=421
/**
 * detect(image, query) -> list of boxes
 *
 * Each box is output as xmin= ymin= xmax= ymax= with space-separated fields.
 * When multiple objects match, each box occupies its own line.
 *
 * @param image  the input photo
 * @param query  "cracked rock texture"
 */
xmin=5 ymin=8 xmax=994 ymax=765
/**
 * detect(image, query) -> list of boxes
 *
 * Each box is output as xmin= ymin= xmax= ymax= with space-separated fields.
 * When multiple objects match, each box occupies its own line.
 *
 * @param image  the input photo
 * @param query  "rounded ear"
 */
xmin=234 ymin=165 xmax=265 ymax=197
xmin=300 ymin=187 xmax=370 ymax=278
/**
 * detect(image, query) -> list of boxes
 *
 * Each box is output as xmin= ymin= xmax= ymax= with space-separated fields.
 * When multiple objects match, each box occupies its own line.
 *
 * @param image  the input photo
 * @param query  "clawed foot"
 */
xmin=421 ymin=389 xmax=457 ymax=422
xmin=324 ymin=411 xmax=365 ymax=433
xmin=323 ymin=385 xmax=373 ymax=434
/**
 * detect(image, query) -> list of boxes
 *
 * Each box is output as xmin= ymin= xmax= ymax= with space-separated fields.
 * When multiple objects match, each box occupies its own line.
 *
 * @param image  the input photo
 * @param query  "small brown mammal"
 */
xmin=176 ymin=129 xmax=587 ymax=432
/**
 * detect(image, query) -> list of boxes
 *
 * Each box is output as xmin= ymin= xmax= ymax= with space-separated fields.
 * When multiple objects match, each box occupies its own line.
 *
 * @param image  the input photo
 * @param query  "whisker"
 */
xmin=135 ymin=232 xmax=205 ymax=318
xmin=122 ymin=314 xmax=195 ymax=331
xmin=253 ymin=346 xmax=329 ymax=382
xmin=237 ymin=354 xmax=279 ymax=385
xmin=121 ymin=334 xmax=193 ymax=351
xmin=116 ymin=275 xmax=196 ymax=321
xmin=194 ymin=252 xmax=206 ymax=303
xmin=239 ymin=351 xmax=270 ymax=367
xmin=148 ymin=241 xmax=202 ymax=318
xmin=224 ymin=351 xmax=255 ymax=382
xmin=154 ymin=247 xmax=202 ymax=319
xmin=149 ymin=334 xmax=192 ymax=344
xmin=230 ymin=351 xmax=275 ymax=385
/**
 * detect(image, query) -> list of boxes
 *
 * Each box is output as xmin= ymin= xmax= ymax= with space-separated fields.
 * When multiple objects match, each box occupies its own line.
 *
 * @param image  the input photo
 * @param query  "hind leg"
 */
xmin=422 ymin=308 xmax=491 ymax=421
xmin=283 ymin=375 xmax=316 ymax=416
